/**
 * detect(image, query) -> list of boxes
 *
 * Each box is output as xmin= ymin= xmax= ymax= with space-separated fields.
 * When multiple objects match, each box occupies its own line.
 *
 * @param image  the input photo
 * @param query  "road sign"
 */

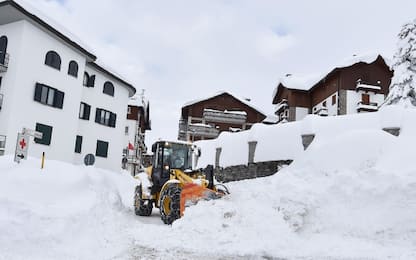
xmin=22 ymin=128 xmax=43 ymax=139
xmin=14 ymin=133 xmax=29 ymax=163
xmin=84 ymin=154 xmax=95 ymax=166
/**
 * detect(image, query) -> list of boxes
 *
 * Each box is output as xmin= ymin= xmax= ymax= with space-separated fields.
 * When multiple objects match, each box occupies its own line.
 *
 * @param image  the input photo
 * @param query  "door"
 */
xmin=0 ymin=36 xmax=7 ymax=65
xmin=361 ymin=94 xmax=370 ymax=105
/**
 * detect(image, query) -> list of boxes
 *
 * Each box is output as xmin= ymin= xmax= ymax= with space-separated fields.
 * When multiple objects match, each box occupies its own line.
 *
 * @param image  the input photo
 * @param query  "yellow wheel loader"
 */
xmin=134 ymin=140 xmax=229 ymax=224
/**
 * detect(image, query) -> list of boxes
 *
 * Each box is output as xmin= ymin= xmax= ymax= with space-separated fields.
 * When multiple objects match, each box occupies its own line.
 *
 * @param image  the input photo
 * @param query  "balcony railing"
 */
xmin=313 ymin=107 xmax=328 ymax=116
xmin=203 ymin=109 xmax=247 ymax=125
xmin=0 ymin=94 xmax=3 ymax=110
xmin=188 ymin=123 xmax=220 ymax=139
xmin=355 ymin=79 xmax=381 ymax=92
xmin=0 ymin=52 xmax=9 ymax=72
xmin=274 ymin=99 xmax=289 ymax=114
xmin=356 ymin=101 xmax=378 ymax=112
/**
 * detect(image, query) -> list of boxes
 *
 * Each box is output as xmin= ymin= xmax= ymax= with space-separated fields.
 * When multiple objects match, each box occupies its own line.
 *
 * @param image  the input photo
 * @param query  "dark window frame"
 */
xmin=95 ymin=108 xmax=117 ymax=128
xmin=68 ymin=60 xmax=79 ymax=77
xmin=34 ymin=123 xmax=53 ymax=145
xmin=83 ymin=72 xmax=95 ymax=87
xmin=75 ymin=135 xmax=82 ymax=153
xmin=34 ymin=83 xmax=64 ymax=109
xmin=79 ymin=102 xmax=91 ymax=120
xmin=96 ymin=140 xmax=109 ymax=158
xmin=103 ymin=81 xmax=115 ymax=97
xmin=44 ymin=51 xmax=61 ymax=70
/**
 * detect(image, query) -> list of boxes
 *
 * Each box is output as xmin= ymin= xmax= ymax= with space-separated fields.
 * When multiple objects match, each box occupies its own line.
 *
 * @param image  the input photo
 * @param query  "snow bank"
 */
xmin=0 ymin=156 xmax=137 ymax=259
xmin=2 ymin=107 xmax=416 ymax=259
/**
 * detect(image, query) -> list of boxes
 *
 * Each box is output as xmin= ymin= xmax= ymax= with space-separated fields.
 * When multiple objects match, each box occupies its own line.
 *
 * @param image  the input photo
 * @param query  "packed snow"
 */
xmin=1 ymin=106 xmax=416 ymax=259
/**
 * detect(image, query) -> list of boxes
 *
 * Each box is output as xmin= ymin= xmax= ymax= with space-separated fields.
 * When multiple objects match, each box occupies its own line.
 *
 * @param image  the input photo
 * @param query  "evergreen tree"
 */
xmin=384 ymin=19 xmax=416 ymax=107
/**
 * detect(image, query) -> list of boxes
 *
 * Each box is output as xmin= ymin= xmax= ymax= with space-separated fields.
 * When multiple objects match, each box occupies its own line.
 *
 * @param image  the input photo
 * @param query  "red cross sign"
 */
xmin=19 ymin=138 xmax=27 ymax=150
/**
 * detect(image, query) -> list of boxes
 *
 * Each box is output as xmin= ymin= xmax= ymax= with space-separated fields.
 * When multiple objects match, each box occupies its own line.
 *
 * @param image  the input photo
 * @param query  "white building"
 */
xmin=0 ymin=0 xmax=136 ymax=171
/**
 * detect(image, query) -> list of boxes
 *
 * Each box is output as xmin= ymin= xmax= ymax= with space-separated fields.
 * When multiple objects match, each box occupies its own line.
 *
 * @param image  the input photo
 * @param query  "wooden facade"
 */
xmin=272 ymin=55 xmax=393 ymax=122
xmin=179 ymin=92 xmax=266 ymax=141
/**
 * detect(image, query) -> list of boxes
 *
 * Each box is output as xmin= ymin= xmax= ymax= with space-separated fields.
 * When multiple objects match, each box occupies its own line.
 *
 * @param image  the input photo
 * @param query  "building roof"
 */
xmin=88 ymin=62 xmax=136 ymax=97
xmin=272 ymin=53 xmax=391 ymax=103
xmin=0 ymin=0 xmax=96 ymax=60
xmin=0 ymin=0 xmax=136 ymax=96
xmin=182 ymin=91 xmax=267 ymax=117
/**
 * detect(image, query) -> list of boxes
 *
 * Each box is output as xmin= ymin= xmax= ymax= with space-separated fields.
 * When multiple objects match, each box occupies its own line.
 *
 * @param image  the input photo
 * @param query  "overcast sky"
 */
xmin=26 ymin=0 xmax=416 ymax=146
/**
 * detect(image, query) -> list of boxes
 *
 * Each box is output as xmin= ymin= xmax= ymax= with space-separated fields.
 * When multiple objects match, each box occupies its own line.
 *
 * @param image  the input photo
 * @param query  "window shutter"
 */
xmin=34 ymin=83 xmax=42 ymax=102
xmin=95 ymin=108 xmax=101 ymax=123
xmin=54 ymin=90 xmax=64 ymax=109
xmin=88 ymin=75 xmax=96 ymax=87
xmin=109 ymin=113 xmax=117 ymax=128
xmin=85 ymin=104 xmax=91 ymax=120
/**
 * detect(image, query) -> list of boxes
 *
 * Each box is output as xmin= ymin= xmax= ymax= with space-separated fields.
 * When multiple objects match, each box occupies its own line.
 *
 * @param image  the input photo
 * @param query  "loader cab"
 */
xmin=150 ymin=141 xmax=195 ymax=194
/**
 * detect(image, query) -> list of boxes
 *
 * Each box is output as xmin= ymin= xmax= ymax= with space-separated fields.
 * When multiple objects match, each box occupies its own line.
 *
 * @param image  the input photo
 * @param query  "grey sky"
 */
xmin=27 ymin=0 xmax=416 ymax=145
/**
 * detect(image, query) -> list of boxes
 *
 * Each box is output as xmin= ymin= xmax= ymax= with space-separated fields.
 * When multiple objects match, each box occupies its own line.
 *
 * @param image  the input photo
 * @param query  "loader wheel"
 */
xmin=134 ymin=185 xmax=153 ymax=216
xmin=159 ymin=184 xmax=182 ymax=224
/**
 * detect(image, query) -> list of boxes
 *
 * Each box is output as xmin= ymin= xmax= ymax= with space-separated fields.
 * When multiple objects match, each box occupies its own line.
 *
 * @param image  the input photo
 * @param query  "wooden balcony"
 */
xmin=274 ymin=99 xmax=289 ymax=114
xmin=188 ymin=123 xmax=220 ymax=139
xmin=314 ymin=107 xmax=328 ymax=116
xmin=203 ymin=109 xmax=247 ymax=124
xmin=355 ymin=79 xmax=381 ymax=93
xmin=357 ymin=101 xmax=378 ymax=112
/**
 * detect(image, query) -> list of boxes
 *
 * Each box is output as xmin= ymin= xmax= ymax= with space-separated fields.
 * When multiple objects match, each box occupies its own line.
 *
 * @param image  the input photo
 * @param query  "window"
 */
xmin=83 ymin=72 xmax=95 ymax=87
xmin=95 ymin=108 xmax=117 ymax=127
xmin=0 ymin=35 xmax=7 ymax=66
xmin=44 ymin=51 xmax=61 ymax=70
xmin=125 ymin=126 xmax=129 ymax=135
xmin=0 ymin=135 xmax=6 ymax=156
xmin=34 ymin=123 xmax=53 ymax=145
xmin=103 ymin=81 xmax=114 ymax=97
xmin=34 ymin=83 xmax=64 ymax=109
xmin=127 ymin=107 xmax=131 ymax=114
xmin=79 ymin=102 xmax=91 ymax=120
xmin=322 ymin=101 xmax=327 ymax=107
xmin=68 ymin=60 xmax=79 ymax=77
xmin=332 ymin=95 xmax=336 ymax=105
xmin=74 ymin=135 xmax=82 ymax=153
xmin=96 ymin=140 xmax=109 ymax=158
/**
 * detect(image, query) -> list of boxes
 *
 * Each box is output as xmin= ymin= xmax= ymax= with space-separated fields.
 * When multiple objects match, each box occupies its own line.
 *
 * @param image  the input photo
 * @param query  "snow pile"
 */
xmin=1 ymin=107 xmax=416 ymax=259
xmin=0 ymin=157 xmax=137 ymax=259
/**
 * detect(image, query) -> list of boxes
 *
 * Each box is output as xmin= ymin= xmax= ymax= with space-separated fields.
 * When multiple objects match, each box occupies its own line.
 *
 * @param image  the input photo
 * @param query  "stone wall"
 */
xmin=214 ymin=160 xmax=293 ymax=183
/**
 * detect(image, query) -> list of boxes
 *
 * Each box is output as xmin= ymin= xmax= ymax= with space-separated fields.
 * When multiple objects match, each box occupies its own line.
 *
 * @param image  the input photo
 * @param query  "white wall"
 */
xmin=0 ymin=21 xmax=25 ymax=152
xmin=312 ymin=93 xmax=338 ymax=116
xmin=74 ymin=64 xmax=130 ymax=171
xmin=346 ymin=90 xmax=385 ymax=114
xmin=1 ymin=19 xmax=132 ymax=172
xmin=295 ymin=107 xmax=309 ymax=121
xmin=1 ymin=20 xmax=86 ymax=162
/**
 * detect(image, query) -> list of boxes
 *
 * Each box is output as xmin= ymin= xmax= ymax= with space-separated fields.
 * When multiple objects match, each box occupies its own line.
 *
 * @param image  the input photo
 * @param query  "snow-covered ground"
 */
xmin=1 ymin=106 xmax=416 ymax=259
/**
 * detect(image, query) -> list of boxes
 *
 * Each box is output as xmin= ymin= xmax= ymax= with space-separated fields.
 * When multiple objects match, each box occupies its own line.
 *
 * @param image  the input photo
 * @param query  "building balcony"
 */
xmin=274 ymin=99 xmax=289 ymax=114
xmin=357 ymin=101 xmax=378 ymax=112
xmin=0 ymin=52 xmax=9 ymax=72
xmin=355 ymin=79 xmax=381 ymax=93
xmin=313 ymin=107 xmax=328 ymax=116
xmin=203 ymin=109 xmax=247 ymax=124
xmin=188 ymin=123 xmax=220 ymax=139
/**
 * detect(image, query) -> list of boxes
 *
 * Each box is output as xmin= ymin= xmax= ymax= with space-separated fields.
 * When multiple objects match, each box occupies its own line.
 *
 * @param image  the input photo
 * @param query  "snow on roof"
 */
xmin=272 ymin=53 xmax=391 ymax=100
xmin=183 ymin=91 xmax=266 ymax=116
xmin=1 ymin=0 xmax=96 ymax=60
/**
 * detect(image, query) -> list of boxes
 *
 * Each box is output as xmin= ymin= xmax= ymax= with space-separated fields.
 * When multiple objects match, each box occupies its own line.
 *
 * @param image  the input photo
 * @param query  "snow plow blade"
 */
xmin=180 ymin=183 xmax=229 ymax=215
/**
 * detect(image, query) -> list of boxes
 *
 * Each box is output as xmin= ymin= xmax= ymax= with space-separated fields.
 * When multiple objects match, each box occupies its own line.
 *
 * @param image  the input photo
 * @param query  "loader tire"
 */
xmin=159 ymin=184 xmax=182 ymax=224
xmin=134 ymin=185 xmax=153 ymax=216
